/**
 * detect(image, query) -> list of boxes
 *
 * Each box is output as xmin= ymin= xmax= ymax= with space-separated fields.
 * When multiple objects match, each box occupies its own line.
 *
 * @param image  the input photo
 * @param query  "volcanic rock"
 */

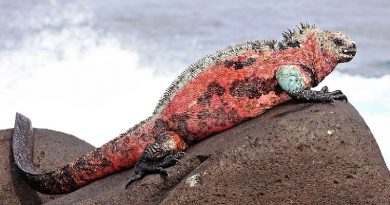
xmin=2 ymin=101 xmax=389 ymax=204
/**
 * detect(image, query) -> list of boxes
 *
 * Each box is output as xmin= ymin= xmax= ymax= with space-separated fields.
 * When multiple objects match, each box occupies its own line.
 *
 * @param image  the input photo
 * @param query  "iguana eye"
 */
xmin=333 ymin=38 xmax=343 ymax=46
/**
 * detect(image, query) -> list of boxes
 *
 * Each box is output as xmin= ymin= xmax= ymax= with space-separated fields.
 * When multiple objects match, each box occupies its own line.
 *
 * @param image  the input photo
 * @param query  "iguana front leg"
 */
xmin=125 ymin=131 xmax=187 ymax=188
xmin=276 ymin=64 xmax=347 ymax=102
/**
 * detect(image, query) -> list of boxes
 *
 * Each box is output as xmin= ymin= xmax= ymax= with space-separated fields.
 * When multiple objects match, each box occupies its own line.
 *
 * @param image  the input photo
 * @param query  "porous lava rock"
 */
xmin=2 ymin=101 xmax=389 ymax=204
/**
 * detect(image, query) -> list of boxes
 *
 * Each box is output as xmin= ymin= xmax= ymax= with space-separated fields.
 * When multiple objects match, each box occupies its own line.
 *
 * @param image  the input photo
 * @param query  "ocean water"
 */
xmin=0 ymin=0 xmax=389 ymax=167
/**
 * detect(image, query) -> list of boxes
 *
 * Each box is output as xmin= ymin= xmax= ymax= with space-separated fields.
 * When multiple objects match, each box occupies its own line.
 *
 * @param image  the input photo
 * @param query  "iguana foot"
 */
xmin=125 ymin=132 xmax=187 ymax=188
xmin=317 ymin=86 xmax=348 ymax=102
xmin=125 ymin=152 xmax=185 ymax=188
xmin=160 ymin=152 xmax=186 ymax=167
xmin=295 ymin=86 xmax=348 ymax=102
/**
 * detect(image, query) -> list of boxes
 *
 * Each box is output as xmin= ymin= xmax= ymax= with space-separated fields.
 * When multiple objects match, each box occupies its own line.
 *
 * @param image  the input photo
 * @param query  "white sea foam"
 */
xmin=0 ymin=13 xmax=173 ymax=146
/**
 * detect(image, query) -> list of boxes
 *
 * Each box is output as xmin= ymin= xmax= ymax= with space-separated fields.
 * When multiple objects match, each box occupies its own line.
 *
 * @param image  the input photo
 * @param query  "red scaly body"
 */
xmin=159 ymin=33 xmax=338 ymax=142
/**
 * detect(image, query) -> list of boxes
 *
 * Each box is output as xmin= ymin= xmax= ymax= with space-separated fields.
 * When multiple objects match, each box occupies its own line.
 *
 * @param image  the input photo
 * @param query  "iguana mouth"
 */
xmin=339 ymin=47 xmax=356 ymax=63
xmin=342 ymin=49 xmax=356 ymax=56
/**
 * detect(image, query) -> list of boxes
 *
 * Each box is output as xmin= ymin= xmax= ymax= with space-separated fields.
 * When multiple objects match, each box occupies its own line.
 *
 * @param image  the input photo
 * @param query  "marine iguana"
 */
xmin=12 ymin=23 xmax=356 ymax=194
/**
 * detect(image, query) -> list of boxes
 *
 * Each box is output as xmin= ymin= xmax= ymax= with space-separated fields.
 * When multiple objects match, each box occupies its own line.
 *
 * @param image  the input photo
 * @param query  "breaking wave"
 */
xmin=0 ymin=2 xmax=173 ymax=145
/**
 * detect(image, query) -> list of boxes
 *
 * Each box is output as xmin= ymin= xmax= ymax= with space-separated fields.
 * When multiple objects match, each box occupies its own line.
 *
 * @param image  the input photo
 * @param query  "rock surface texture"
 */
xmin=2 ymin=101 xmax=389 ymax=204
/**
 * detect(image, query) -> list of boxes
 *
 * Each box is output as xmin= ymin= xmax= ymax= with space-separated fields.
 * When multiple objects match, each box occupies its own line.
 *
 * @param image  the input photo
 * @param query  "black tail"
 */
xmin=12 ymin=113 xmax=36 ymax=175
xmin=12 ymin=113 xmax=81 ymax=194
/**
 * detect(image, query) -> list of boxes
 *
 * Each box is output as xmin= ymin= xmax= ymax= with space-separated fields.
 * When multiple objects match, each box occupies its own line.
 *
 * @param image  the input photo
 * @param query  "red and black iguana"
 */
xmin=12 ymin=23 xmax=356 ymax=194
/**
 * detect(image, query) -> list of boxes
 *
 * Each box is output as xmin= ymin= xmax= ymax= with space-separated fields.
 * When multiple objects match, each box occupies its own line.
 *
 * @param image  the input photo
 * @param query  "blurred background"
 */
xmin=0 ymin=0 xmax=389 ymax=167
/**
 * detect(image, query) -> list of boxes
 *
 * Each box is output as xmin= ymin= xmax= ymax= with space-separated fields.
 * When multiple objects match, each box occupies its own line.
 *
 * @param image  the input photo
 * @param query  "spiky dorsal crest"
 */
xmin=279 ymin=23 xmax=317 ymax=49
xmin=298 ymin=22 xmax=316 ymax=32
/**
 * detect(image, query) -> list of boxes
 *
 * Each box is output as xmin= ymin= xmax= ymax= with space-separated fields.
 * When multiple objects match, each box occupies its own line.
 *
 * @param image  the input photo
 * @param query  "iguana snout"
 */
xmin=320 ymin=31 xmax=357 ymax=63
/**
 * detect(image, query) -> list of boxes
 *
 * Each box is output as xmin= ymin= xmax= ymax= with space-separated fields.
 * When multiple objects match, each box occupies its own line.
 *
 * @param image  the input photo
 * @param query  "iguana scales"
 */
xmin=12 ymin=23 xmax=356 ymax=194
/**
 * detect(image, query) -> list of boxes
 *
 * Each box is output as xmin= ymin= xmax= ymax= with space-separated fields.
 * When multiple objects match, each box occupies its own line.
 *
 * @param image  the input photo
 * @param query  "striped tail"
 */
xmin=12 ymin=113 xmax=156 ymax=194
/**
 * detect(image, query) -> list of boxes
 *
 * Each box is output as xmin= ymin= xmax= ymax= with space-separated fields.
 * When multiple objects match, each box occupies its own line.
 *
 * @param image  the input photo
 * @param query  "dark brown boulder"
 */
xmin=3 ymin=101 xmax=390 ymax=204
xmin=160 ymin=101 xmax=390 ymax=204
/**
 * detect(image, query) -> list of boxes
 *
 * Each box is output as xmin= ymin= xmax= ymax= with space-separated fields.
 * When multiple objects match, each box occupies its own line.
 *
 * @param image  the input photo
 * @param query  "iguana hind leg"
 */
xmin=125 ymin=131 xmax=187 ymax=188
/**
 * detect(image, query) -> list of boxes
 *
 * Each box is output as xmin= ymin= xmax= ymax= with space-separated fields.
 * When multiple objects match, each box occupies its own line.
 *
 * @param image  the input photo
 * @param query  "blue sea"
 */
xmin=0 ymin=0 xmax=389 ymax=167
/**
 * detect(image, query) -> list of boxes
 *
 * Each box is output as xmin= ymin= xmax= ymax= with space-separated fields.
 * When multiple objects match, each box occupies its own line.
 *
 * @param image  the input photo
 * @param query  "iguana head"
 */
xmin=279 ymin=23 xmax=356 ymax=83
xmin=281 ymin=23 xmax=357 ymax=64
xmin=315 ymin=30 xmax=356 ymax=63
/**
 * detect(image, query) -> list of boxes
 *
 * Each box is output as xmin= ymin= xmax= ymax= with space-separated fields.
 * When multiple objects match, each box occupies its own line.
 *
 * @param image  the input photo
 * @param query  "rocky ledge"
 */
xmin=1 ymin=101 xmax=389 ymax=204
